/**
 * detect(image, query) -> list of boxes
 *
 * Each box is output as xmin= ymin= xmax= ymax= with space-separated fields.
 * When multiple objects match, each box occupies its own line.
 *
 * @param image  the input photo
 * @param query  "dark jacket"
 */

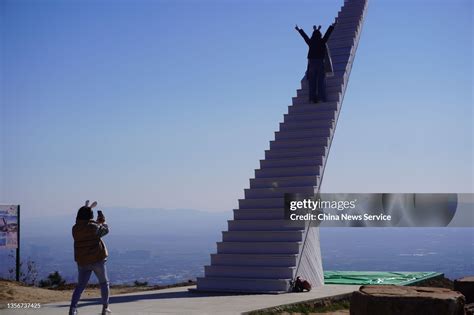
xmin=298 ymin=25 xmax=335 ymax=75
xmin=298 ymin=25 xmax=334 ymax=59
xmin=72 ymin=219 xmax=109 ymax=266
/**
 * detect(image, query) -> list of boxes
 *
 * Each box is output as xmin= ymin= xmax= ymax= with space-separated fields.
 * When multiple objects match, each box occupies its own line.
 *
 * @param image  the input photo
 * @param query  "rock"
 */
xmin=454 ymin=276 xmax=474 ymax=303
xmin=465 ymin=303 xmax=474 ymax=315
xmin=350 ymin=285 xmax=465 ymax=315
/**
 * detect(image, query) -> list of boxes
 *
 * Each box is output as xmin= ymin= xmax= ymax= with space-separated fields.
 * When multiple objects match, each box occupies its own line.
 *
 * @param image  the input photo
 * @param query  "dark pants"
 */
xmin=307 ymin=58 xmax=326 ymax=103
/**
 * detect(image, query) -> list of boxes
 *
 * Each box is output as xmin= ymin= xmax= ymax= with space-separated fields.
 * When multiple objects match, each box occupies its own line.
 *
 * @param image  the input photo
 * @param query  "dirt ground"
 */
xmin=279 ymin=312 xmax=348 ymax=315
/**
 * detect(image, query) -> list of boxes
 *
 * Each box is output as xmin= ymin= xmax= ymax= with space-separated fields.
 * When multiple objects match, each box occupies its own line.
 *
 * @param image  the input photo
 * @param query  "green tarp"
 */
xmin=323 ymin=271 xmax=442 ymax=285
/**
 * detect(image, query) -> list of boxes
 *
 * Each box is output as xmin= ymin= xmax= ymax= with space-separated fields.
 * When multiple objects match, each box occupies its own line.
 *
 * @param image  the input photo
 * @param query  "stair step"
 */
xmin=333 ymin=20 xmax=360 ymax=30
xmin=328 ymin=41 xmax=354 ymax=51
xmin=222 ymin=230 xmax=304 ymax=242
xmin=229 ymin=219 xmax=305 ymax=231
xmin=270 ymin=138 xmax=329 ymax=150
xmin=284 ymin=111 xmax=335 ymax=122
xmin=302 ymin=75 xmax=343 ymax=86
xmin=330 ymin=31 xmax=358 ymax=41
xmin=328 ymin=37 xmax=355 ymax=48
xmin=329 ymin=32 xmax=358 ymax=42
xmin=217 ymin=241 xmax=302 ymax=254
xmin=292 ymin=92 xmax=340 ymax=104
xmin=327 ymin=84 xmax=344 ymax=94
xmin=275 ymin=128 xmax=330 ymax=140
xmin=338 ymin=11 xmax=364 ymax=19
xmin=325 ymin=79 xmax=345 ymax=88
xmin=332 ymin=29 xmax=359 ymax=39
xmin=335 ymin=19 xmax=362 ymax=28
xmin=332 ymin=62 xmax=349 ymax=72
xmin=279 ymin=120 xmax=334 ymax=131
xmin=205 ymin=265 xmax=296 ymax=279
xmin=336 ymin=16 xmax=362 ymax=24
xmin=326 ymin=75 xmax=345 ymax=83
xmin=265 ymin=147 xmax=327 ymax=159
xmin=340 ymin=7 xmax=365 ymax=13
xmin=196 ymin=276 xmax=290 ymax=293
xmin=255 ymin=165 xmax=321 ymax=178
xmin=302 ymin=76 xmax=345 ymax=89
xmin=260 ymin=156 xmax=324 ymax=168
xmin=330 ymin=53 xmax=352 ymax=63
xmin=338 ymin=7 xmax=365 ymax=15
xmin=328 ymin=47 xmax=353 ymax=57
xmin=211 ymin=253 xmax=298 ymax=267
xmin=297 ymin=87 xmax=341 ymax=98
xmin=288 ymin=103 xmax=338 ymax=114
xmin=343 ymin=1 xmax=366 ymax=6
xmin=250 ymin=175 xmax=320 ymax=189
xmin=238 ymin=198 xmax=284 ymax=209
xmin=331 ymin=70 xmax=346 ymax=78
xmin=233 ymin=208 xmax=285 ymax=220
xmin=292 ymin=92 xmax=340 ymax=105
xmin=341 ymin=4 xmax=366 ymax=9
xmin=332 ymin=28 xmax=360 ymax=39
xmin=339 ymin=11 xmax=364 ymax=18
xmin=244 ymin=185 xmax=316 ymax=199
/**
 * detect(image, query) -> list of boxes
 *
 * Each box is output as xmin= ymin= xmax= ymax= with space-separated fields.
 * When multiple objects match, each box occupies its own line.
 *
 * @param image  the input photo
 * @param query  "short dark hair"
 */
xmin=76 ymin=206 xmax=93 ymax=221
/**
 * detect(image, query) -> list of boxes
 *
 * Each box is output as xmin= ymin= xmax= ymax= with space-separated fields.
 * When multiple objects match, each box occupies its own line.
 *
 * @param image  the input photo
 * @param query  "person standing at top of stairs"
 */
xmin=295 ymin=22 xmax=335 ymax=103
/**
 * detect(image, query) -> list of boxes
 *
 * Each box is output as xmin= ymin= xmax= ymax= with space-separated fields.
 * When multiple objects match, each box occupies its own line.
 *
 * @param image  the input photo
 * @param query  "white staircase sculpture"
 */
xmin=196 ymin=0 xmax=369 ymax=293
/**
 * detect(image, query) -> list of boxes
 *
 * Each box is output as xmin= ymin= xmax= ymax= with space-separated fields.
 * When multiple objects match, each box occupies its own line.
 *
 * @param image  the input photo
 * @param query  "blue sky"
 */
xmin=1 ymin=0 xmax=472 ymax=216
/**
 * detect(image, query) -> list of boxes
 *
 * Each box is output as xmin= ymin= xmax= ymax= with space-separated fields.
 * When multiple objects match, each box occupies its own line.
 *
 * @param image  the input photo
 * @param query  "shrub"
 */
xmin=134 ymin=280 xmax=148 ymax=287
xmin=7 ymin=251 xmax=38 ymax=285
xmin=39 ymin=271 xmax=66 ymax=288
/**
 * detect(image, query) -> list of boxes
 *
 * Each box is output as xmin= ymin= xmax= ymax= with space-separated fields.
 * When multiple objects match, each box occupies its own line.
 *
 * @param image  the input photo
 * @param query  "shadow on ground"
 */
xmin=55 ymin=287 xmax=255 ymax=308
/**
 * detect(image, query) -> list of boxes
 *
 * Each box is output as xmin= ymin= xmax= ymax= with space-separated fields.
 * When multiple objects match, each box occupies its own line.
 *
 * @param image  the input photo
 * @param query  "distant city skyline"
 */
xmin=1 ymin=0 xmax=472 ymax=217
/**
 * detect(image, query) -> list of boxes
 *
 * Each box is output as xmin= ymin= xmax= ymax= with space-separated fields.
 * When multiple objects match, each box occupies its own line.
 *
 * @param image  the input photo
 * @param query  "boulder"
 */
xmin=465 ymin=303 xmax=474 ymax=315
xmin=454 ymin=276 xmax=474 ymax=303
xmin=350 ymin=285 xmax=465 ymax=315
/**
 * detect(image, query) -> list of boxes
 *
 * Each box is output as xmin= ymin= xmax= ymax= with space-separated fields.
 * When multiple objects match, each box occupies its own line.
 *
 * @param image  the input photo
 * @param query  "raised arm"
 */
xmin=295 ymin=25 xmax=310 ymax=46
xmin=96 ymin=222 xmax=109 ymax=238
xmin=322 ymin=23 xmax=336 ymax=43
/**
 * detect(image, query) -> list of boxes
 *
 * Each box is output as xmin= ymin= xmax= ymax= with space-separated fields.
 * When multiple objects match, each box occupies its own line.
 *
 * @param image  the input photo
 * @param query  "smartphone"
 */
xmin=97 ymin=210 xmax=104 ymax=218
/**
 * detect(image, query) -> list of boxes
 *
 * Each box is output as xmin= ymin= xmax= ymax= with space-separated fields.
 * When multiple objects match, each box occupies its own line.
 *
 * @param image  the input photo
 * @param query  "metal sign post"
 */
xmin=16 ymin=205 xmax=20 ymax=282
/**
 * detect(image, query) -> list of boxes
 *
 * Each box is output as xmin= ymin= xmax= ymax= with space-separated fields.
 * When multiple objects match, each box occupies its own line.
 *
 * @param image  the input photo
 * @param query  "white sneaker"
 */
xmin=101 ymin=306 xmax=112 ymax=314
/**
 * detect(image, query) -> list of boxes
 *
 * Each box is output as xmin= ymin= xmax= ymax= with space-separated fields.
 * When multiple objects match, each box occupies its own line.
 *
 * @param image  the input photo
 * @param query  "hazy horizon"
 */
xmin=1 ymin=205 xmax=472 ymax=283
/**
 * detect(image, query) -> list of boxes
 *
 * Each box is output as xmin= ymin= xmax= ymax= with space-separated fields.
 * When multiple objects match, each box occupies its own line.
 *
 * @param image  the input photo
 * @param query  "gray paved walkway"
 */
xmin=1 ymin=284 xmax=360 ymax=315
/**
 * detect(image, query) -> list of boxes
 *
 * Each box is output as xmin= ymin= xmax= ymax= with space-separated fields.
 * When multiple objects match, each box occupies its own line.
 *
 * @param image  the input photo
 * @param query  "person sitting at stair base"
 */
xmin=295 ymin=23 xmax=335 ymax=103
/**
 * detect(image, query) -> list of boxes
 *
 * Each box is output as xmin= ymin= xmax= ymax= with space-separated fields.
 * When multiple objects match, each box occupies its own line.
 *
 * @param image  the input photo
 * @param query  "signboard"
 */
xmin=0 ymin=205 xmax=19 ymax=249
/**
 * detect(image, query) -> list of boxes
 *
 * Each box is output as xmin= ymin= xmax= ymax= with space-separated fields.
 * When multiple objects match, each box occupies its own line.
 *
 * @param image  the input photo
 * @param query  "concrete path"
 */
xmin=1 ymin=284 xmax=359 ymax=315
